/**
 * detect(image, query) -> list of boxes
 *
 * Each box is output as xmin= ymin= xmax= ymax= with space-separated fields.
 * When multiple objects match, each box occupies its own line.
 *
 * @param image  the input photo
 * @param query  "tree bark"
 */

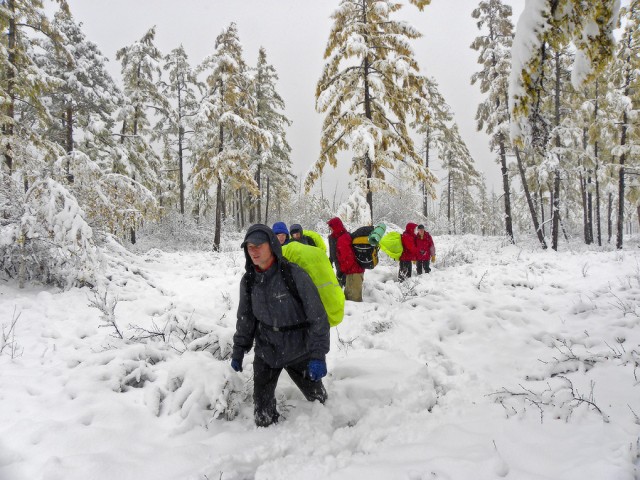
xmin=4 ymin=0 xmax=16 ymax=173
xmin=498 ymin=135 xmax=514 ymax=243
xmin=551 ymin=51 xmax=561 ymax=251
xmin=515 ymin=147 xmax=547 ymax=249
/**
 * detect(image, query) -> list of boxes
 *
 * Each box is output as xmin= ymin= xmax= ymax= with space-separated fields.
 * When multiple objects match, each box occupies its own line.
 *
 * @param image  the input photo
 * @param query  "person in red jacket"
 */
xmin=416 ymin=224 xmax=435 ymax=275
xmin=327 ymin=217 xmax=364 ymax=302
xmin=399 ymin=222 xmax=418 ymax=281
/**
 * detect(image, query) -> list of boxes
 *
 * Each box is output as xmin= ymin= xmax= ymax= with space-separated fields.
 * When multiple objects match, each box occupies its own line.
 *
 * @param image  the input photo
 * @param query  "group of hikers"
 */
xmin=231 ymin=218 xmax=436 ymax=427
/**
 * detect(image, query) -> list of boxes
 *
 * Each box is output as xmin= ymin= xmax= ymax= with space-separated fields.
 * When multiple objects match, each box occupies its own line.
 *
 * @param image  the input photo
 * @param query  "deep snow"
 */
xmin=1 ymin=234 xmax=640 ymax=480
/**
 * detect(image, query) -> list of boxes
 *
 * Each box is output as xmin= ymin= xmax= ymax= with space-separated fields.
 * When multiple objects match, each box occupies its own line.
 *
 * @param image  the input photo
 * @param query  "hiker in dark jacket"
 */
xmin=416 ymin=224 xmax=435 ymax=274
xmin=328 ymin=217 xmax=364 ymax=302
xmin=399 ymin=222 xmax=418 ymax=281
xmin=289 ymin=223 xmax=316 ymax=247
xmin=231 ymin=224 xmax=330 ymax=427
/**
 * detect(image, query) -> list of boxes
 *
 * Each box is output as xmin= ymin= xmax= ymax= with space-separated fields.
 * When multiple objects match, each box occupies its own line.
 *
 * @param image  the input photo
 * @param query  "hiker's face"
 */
xmin=292 ymin=231 xmax=301 ymax=240
xmin=276 ymin=233 xmax=287 ymax=245
xmin=247 ymin=242 xmax=273 ymax=269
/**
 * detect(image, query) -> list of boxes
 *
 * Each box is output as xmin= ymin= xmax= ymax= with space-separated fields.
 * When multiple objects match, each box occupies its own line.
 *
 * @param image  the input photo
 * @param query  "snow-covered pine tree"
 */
xmin=309 ymin=0 xmax=438 ymax=222
xmin=471 ymin=0 xmax=515 ymax=243
xmin=115 ymin=27 xmax=167 ymax=243
xmin=411 ymin=76 xmax=451 ymax=219
xmin=158 ymin=45 xmax=203 ymax=215
xmin=510 ymin=0 xmax=619 ymax=142
xmin=41 ymin=9 xmax=121 ymax=164
xmin=250 ymin=47 xmax=293 ymax=225
xmin=606 ymin=1 xmax=640 ymax=249
xmin=439 ymin=122 xmax=481 ymax=235
xmin=0 ymin=0 xmax=69 ymax=180
xmin=191 ymin=23 xmax=271 ymax=250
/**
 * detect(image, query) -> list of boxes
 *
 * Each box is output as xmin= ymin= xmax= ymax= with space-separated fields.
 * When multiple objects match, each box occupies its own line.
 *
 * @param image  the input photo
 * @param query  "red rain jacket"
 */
xmin=416 ymin=231 xmax=435 ymax=260
xmin=400 ymin=222 xmax=418 ymax=261
xmin=327 ymin=217 xmax=365 ymax=275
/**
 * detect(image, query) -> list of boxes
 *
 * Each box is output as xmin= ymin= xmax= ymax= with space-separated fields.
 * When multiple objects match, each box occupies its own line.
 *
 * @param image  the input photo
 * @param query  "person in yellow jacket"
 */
xmin=282 ymin=240 xmax=344 ymax=327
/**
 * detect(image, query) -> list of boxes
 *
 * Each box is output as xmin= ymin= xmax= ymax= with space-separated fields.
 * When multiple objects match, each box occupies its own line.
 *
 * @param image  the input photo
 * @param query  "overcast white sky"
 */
xmin=47 ymin=0 xmax=526 ymax=203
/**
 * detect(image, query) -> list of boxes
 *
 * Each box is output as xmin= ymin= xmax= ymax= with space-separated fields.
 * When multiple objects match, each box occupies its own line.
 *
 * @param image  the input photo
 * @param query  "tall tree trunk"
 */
xmin=593 ymin=80 xmax=602 ymax=246
xmin=422 ymin=125 xmax=431 ymax=218
xmin=579 ymin=171 xmax=588 ymax=242
xmin=214 ymin=121 xmax=224 ymax=251
xmin=498 ymin=135 xmax=514 ymax=243
xmin=265 ymin=175 xmax=270 ymax=225
xmin=607 ymin=192 xmax=613 ymax=243
xmin=178 ymin=124 xmax=185 ymax=215
xmin=515 ymin=147 xmax=547 ymax=249
xmin=362 ymin=1 xmax=373 ymax=222
xmin=551 ymin=50 xmax=561 ymax=251
xmin=539 ymin=189 xmax=545 ymax=237
xmin=65 ymin=105 xmax=75 ymax=182
xmin=447 ymin=171 xmax=452 ymax=234
xmin=4 ymin=0 xmax=16 ymax=173
xmin=616 ymin=117 xmax=626 ymax=250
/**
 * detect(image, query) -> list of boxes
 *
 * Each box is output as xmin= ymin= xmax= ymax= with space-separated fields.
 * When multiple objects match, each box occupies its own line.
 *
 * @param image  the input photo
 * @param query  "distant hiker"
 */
xmin=272 ymin=222 xmax=290 ymax=245
xmin=416 ymin=224 xmax=435 ymax=275
xmin=231 ymin=224 xmax=329 ymax=428
xmin=399 ymin=222 xmax=418 ymax=281
xmin=327 ymin=217 xmax=364 ymax=302
xmin=289 ymin=223 xmax=316 ymax=247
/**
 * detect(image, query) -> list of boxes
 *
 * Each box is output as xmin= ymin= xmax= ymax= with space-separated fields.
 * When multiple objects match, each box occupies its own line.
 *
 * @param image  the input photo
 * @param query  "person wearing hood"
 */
xmin=231 ymin=224 xmax=330 ymax=427
xmin=399 ymin=222 xmax=418 ymax=281
xmin=289 ymin=223 xmax=316 ymax=247
xmin=327 ymin=217 xmax=364 ymax=302
xmin=272 ymin=221 xmax=290 ymax=245
xmin=416 ymin=224 xmax=435 ymax=274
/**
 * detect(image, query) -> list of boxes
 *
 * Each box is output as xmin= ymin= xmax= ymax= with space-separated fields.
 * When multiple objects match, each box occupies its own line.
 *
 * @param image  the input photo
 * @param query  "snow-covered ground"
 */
xmin=1 ymin=234 xmax=640 ymax=480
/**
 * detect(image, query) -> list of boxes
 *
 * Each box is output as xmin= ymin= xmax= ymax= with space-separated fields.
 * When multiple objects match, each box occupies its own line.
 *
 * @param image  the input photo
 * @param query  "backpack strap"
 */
xmin=279 ymin=259 xmax=303 ymax=307
xmin=244 ymin=259 xmax=303 ymax=308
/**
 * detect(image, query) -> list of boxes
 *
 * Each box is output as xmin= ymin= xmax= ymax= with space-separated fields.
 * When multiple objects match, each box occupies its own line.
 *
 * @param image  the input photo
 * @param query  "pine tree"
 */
xmin=0 ymin=0 xmax=69 ymax=177
xmin=158 ymin=45 xmax=202 ymax=214
xmin=191 ymin=23 xmax=271 ymax=250
xmin=115 ymin=27 xmax=167 ymax=242
xmin=471 ymin=0 xmax=515 ymax=243
xmin=607 ymin=1 xmax=640 ymax=249
xmin=510 ymin=0 xmax=619 ymax=140
xmin=41 ymin=9 xmax=121 ymax=165
xmin=250 ymin=47 xmax=293 ymax=224
xmin=310 ymin=0 xmax=438 ymax=222
xmin=440 ymin=122 xmax=481 ymax=234
xmin=412 ymin=76 xmax=451 ymax=219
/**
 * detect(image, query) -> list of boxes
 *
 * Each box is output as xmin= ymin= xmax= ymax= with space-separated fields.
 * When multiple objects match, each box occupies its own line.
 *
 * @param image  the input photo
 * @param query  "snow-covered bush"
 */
xmin=0 ymin=173 xmax=101 ymax=288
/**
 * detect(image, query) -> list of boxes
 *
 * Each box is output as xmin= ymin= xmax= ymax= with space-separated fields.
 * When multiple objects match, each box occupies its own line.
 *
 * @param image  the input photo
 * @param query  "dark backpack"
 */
xmin=351 ymin=226 xmax=379 ymax=269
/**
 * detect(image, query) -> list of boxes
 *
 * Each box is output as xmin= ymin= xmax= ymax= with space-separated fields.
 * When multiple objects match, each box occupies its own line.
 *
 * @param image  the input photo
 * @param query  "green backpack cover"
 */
xmin=282 ymin=241 xmax=345 ymax=327
xmin=379 ymin=231 xmax=403 ymax=261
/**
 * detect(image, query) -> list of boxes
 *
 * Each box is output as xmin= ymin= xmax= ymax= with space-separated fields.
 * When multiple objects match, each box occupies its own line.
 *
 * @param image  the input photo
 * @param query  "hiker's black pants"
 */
xmin=253 ymin=355 xmax=327 ymax=427
xmin=416 ymin=260 xmax=431 ymax=275
xmin=399 ymin=260 xmax=412 ymax=281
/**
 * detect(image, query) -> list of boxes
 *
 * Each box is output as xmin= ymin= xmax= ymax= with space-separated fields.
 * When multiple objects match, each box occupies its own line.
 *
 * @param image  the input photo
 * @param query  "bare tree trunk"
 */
xmin=607 ymin=192 xmax=613 ymax=243
xmin=579 ymin=171 xmax=588 ymax=242
xmin=265 ymin=175 xmax=270 ymax=225
xmin=551 ymin=50 xmax=561 ymax=251
xmin=539 ymin=189 xmax=545 ymax=237
xmin=178 ymin=124 xmax=185 ymax=215
xmin=362 ymin=1 xmax=374 ymax=222
xmin=447 ymin=172 xmax=452 ymax=234
xmin=593 ymin=79 xmax=601 ymax=246
xmin=214 ymin=176 xmax=222 ymax=251
xmin=515 ymin=147 xmax=547 ymax=248
xmin=498 ymin=136 xmax=514 ymax=243
xmin=3 ymin=0 xmax=17 ymax=173
xmin=422 ymin=125 xmax=431 ymax=218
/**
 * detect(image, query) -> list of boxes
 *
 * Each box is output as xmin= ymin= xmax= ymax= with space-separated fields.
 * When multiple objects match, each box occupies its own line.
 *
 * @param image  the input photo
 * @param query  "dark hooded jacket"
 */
xmin=328 ymin=217 xmax=364 ymax=275
xmin=233 ymin=224 xmax=330 ymax=368
xmin=400 ymin=222 xmax=418 ymax=261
